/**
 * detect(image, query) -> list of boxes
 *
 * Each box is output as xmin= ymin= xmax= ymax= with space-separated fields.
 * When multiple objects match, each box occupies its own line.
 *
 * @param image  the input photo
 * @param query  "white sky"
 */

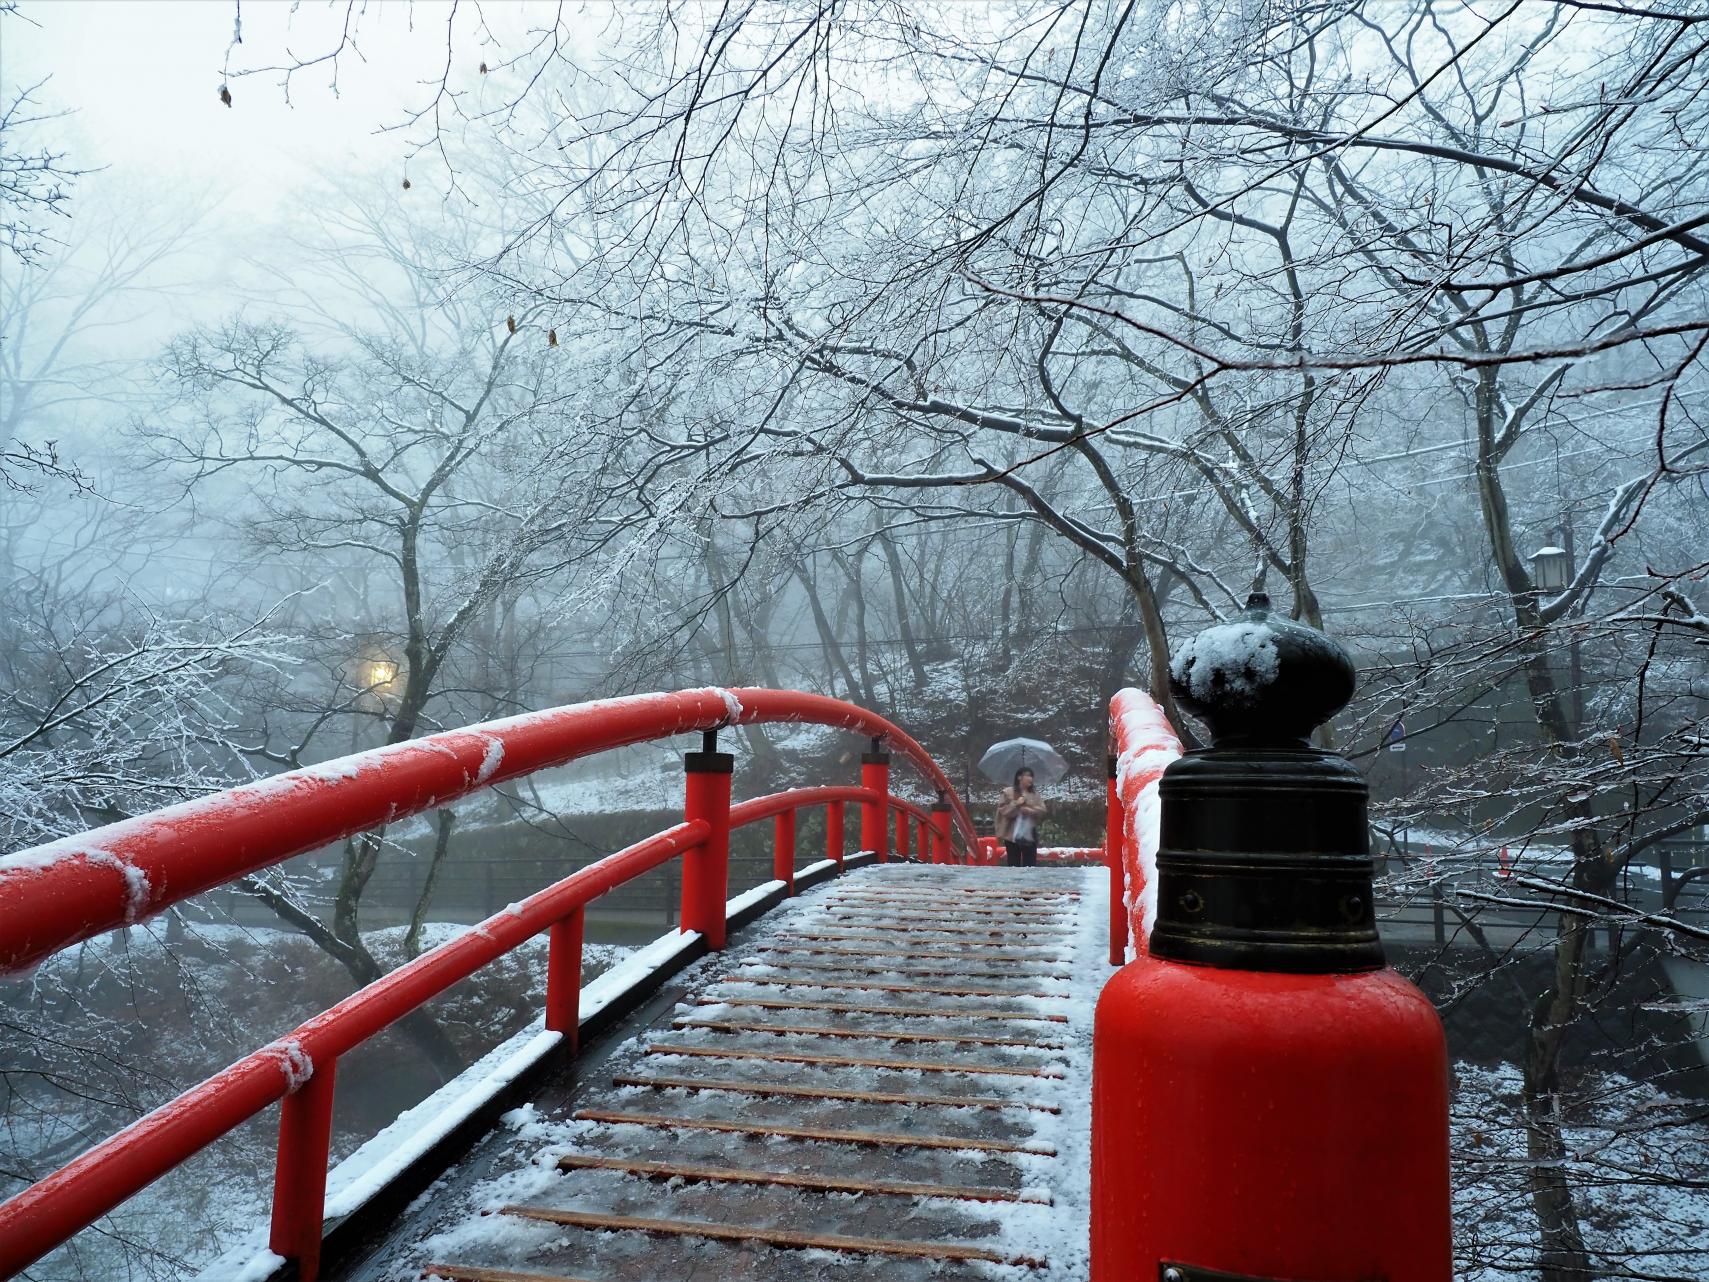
xmin=7 ymin=0 xmax=475 ymax=216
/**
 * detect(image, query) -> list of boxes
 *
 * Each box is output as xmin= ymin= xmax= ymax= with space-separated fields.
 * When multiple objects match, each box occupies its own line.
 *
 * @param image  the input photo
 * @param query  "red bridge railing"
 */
xmin=0 ymin=686 xmax=976 ymax=1281
xmin=1105 ymin=687 xmax=1184 ymax=963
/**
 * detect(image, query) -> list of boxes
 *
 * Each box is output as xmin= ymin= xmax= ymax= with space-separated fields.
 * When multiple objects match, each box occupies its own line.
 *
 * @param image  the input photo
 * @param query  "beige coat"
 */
xmin=995 ymin=786 xmax=1047 ymax=842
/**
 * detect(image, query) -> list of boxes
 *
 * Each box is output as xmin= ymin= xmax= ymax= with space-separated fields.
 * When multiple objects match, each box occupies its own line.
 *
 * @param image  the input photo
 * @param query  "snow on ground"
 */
xmin=1451 ymin=1061 xmax=1709 ymax=1280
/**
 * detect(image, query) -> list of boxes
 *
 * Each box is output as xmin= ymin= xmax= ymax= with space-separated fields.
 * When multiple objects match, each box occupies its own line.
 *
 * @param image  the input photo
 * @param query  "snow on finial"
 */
xmin=1169 ymin=593 xmax=1355 ymax=746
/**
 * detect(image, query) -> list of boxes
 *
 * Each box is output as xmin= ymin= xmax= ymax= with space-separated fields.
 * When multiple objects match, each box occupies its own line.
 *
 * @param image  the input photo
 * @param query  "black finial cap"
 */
xmin=1152 ymin=594 xmax=1382 ymax=975
xmin=1168 ymin=592 xmax=1355 ymax=747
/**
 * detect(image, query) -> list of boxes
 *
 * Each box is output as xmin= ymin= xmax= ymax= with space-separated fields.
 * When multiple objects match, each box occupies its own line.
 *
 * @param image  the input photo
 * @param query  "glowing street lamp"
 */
xmin=363 ymin=657 xmax=399 ymax=690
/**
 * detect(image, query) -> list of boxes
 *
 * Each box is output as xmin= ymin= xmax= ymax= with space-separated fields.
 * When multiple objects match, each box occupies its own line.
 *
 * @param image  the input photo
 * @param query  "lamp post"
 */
xmin=362 ymin=657 xmax=400 ymax=691
xmin=1530 ymin=531 xmax=1583 ymax=731
xmin=350 ymin=651 xmax=400 ymax=754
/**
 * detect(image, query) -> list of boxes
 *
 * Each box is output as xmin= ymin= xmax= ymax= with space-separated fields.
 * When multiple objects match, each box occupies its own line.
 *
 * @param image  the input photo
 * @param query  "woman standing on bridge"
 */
xmin=997 ymin=768 xmax=1048 ymax=866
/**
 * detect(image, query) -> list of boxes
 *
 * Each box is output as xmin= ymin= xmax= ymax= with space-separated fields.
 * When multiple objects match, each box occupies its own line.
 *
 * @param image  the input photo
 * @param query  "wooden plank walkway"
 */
xmin=344 ymin=865 xmax=1099 ymax=1282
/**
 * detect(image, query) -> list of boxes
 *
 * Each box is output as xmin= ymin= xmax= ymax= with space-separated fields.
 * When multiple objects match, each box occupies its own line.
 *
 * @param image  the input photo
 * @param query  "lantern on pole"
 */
xmin=1091 ymin=593 xmax=1451 ymax=1282
xmin=1530 ymin=542 xmax=1572 ymax=593
xmin=362 ymin=657 xmax=399 ymax=690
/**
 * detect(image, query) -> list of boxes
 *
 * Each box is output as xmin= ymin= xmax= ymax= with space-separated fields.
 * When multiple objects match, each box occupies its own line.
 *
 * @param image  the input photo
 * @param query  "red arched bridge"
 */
xmin=0 ymin=604 xmax=1456 ymax=1282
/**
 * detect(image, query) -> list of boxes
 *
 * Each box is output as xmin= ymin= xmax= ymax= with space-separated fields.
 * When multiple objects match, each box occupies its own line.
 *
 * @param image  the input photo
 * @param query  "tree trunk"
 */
xmin=1472 ymin=365 xmax=1598 ymax=1279
xmin=793 ymin=558 xmax=863 ymax=699
xmin=404 ymin=809 xmax=457 ymax=960
xmin=832 ymin=547 xmax=878 ymax=705
xmin=998 ymin=522 xmax=1018 ymax=669
xmin=876 ymin=524 xmax=929 ymax=688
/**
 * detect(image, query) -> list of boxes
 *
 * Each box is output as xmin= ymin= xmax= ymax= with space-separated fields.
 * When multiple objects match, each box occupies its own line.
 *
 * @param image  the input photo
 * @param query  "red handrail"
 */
xmin=0 ymin=687 xmax=980 ymax=1281
xmin=1107 ymin=687 xmax=1184 ymax=961
xmin=0 ymin=687 xmax=976 ymax=974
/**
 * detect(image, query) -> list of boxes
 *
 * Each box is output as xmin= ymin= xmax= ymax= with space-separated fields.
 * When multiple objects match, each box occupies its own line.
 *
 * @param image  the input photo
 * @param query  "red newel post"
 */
xmin=1106 ymin=754 xmax=1126 ymax=965
xmin=896 ymin=808 xmax=912 ymax=861
xmin=930 ymin=796 xmax=951 ymax=865
xmin=773 ymin=808 xmax=796 ymax=895
xmin=860 ymin=739 xmax=890 ymax=861
xmin=681 ymin=730 xmax=734 ymax=949
xmin=826 ymin=799 xmax=845 ymax=869
xmin=545 ymin=906 xmax=585 ymax=1052
xmin=269 ymin=1054 xmax=338 ymax=1282
xmin=1092 ymin=594 xmax=1451 ymax=1282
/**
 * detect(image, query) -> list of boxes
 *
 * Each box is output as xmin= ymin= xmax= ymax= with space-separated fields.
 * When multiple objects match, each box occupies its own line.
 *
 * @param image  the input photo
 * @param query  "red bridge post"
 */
xmin=930 ymin=795 xmax=951 ymax=864
xmin=545 ymin=905 xmax=585 ymax=1052
xmin=773 ymin=807 xmax=796 ymax=895
xmin=269 ymin=1057 xmax=337 ymax=1282
xmin=1092 ymin=594 xmax=1451 ymax=1282
xmin=681 ymin=730 xmax=734 ymax=949
xmin=860 ymin=739 xmax=890 ymax=861
xmin=895 ymin=807 xmax=912 ymax=861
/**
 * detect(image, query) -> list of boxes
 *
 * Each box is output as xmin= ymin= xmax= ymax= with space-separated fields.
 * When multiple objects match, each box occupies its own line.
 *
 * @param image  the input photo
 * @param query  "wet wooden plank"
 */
xmin=757 ymin=942 xmax=1070 ymax=964
xmin=499 ymin=1206 xmax=1046 ymax=1268
xmin=555 ymin=1152 xmax=1051 ymax=1203
xmin=796 ymin=919 xmax=1072 ymax=934
xmin=643 ymin=1041 xmax=1066 ymax=1078
xmin=574 ymin=1106 xmax=1057 ymax=1155
xmin=423 ymin=1267 xmax=597 ymax=1282
xmin=738 ymin=960 xmax=1074 ymax=981
xmin=807 ymin=921 xmax=1075 ymax=939
xmin=827 ymin=895 xmax=1080 ymax=902
xmin=726 ymin=975 xmax=1070 ymax=999
xmin=787 ymin=931 xmax=1072 ymax=951
xmin=692 ymin=994 xmax=1069 ymax=1022
xmin=671 ymin=1016 xmax=1066 ymax=1050
xmin=611 ymin=1071 xmax=1062 ymax=1112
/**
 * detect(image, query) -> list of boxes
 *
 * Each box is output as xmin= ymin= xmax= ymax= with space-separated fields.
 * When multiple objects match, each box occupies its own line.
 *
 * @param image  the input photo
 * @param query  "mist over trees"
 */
xmin=2 ymin=1 xmax=1707 ymax=1279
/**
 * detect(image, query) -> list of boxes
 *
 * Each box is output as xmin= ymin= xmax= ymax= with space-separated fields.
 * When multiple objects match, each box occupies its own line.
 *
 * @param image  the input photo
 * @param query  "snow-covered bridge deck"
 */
xmin=337 ymin=865 xmax=1104 ymax=1282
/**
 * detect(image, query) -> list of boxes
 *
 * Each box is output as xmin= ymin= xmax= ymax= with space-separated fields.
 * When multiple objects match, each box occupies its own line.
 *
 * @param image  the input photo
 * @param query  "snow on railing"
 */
xmin=0 ymin=687 xmax=979 ymax=1282
xmin=1108 ymin=688 xmax=1185 ymax=963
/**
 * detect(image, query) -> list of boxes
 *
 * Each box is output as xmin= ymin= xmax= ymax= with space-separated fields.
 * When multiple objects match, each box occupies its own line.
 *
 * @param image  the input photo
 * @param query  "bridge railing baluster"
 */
xmin=680 ymin=731 xmax=735 ymax=950
xmin=860 ymin=739 xmax=890 ymax=861
xmin=930 ymin=795 xmax=951 ymax=865
xmin=544 ymin=905 xmax=585 ymax=1052
xmin=269 ymin=1055 xmax=337 ymax=1282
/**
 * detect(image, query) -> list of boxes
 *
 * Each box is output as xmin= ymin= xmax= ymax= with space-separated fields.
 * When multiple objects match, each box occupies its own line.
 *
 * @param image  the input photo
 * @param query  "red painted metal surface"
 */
xmin=681 ymin=757 xmax=734 ymax=949
xmin=0 ymin=687 xmax=975 ymax=975
xmin=545 ymin=907 xmax=585 ymax=1049
xmin=929 ymin=803 xmax=951 ymax=864
xmin=860 ymin=753 xmax=891 ymax=862
xmin=271 ymin=1056 xmax=337 ymax=1277
xmin=1092 ymin=957 xmax=1452 ymax=1281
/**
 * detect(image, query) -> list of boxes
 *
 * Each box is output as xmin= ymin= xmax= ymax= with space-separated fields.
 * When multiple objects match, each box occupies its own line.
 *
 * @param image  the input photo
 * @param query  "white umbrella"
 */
xmin=977 ymin=737 xmax=1069 ymax=787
